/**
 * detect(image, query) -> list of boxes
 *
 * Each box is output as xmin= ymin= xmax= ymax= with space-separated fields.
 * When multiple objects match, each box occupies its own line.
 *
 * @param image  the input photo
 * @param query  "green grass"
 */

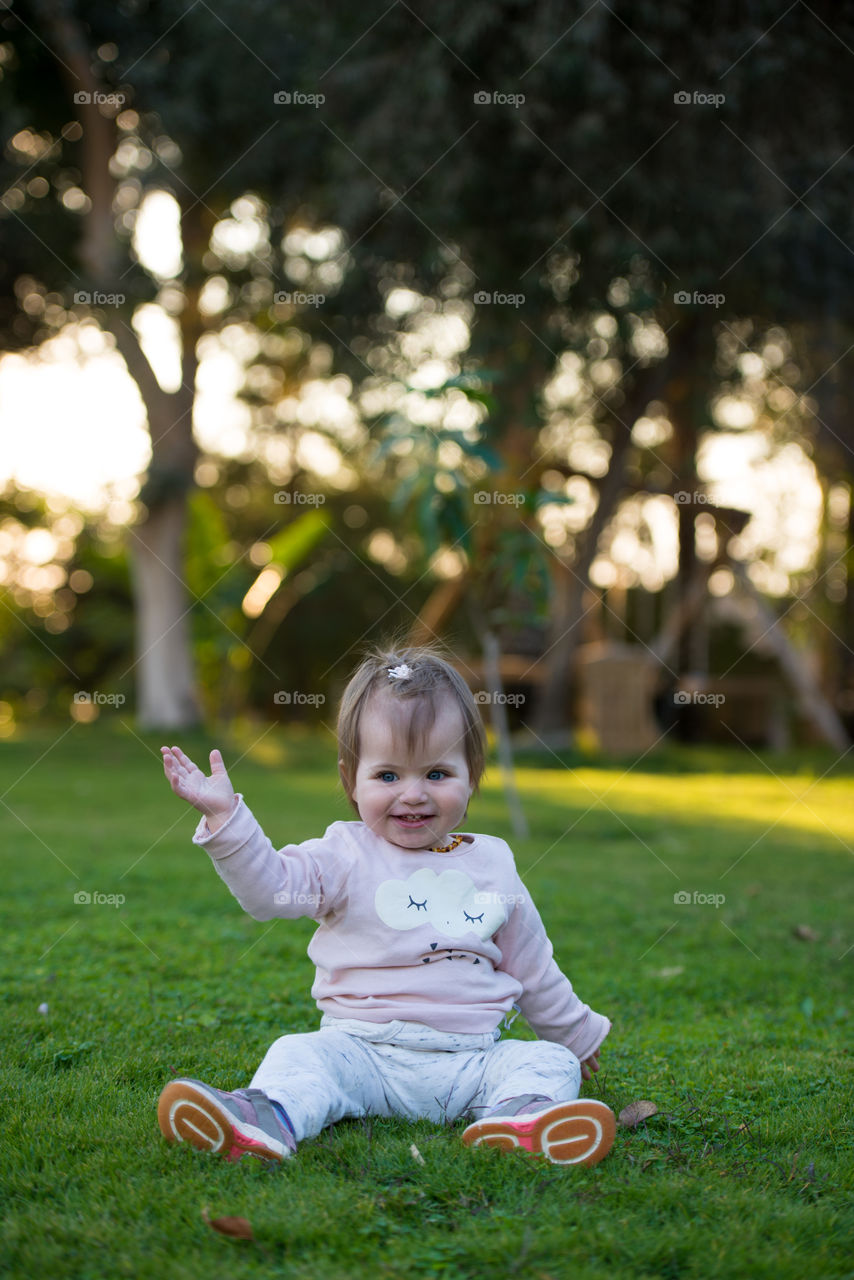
xmin=1 ymin=722 xmax=852 ymax=1279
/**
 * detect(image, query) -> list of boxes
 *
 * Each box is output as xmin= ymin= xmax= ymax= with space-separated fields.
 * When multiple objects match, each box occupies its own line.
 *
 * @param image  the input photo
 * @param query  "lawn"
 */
xmin=1 ymin=721 xmax=852 ymax=1279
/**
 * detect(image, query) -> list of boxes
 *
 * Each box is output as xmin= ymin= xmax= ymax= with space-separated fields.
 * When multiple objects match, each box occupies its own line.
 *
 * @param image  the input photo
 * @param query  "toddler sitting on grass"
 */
xmin=157 ymin=644 xmax=616 ymax=1166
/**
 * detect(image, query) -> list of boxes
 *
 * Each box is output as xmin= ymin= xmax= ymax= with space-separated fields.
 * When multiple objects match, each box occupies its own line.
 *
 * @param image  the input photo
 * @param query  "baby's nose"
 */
xmin=399 ymin=777 xmax=428 ymax=802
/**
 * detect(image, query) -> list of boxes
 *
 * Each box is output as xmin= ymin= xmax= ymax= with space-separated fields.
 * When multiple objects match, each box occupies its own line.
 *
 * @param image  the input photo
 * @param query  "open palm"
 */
xmin=161 ymin=745 xmax=235 ymax=819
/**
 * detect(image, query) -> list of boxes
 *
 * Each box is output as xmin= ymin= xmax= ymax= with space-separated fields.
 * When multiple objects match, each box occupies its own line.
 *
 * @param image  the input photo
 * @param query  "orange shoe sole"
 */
xmin=157 ymin=1079 xmax=289 ymax=1163
xmin=461 ymin=1099 xmax=616 ymax=1166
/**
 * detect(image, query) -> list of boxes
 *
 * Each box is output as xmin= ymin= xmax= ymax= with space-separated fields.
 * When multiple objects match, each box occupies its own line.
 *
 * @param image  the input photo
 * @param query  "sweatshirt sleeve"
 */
xmin=191 ymin=795 xmax=348 ymax=922
xmin=493 ymin=873 xmax=611 ymax=1063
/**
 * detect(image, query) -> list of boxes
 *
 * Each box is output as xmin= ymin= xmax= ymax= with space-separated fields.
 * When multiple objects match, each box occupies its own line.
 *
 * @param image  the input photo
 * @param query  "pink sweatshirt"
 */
xmin=194 ymin=798 xmax=611 ymax=1062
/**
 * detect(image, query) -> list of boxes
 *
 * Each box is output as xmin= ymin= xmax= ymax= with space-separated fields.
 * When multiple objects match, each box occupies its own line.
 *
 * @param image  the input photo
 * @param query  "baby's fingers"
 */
xmin=167 ymin=744 xmax=202 ymax=775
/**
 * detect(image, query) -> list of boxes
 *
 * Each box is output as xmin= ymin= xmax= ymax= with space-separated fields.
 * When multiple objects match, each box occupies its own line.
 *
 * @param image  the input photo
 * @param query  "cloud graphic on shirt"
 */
xmin=374 ymin=867 xmax=506 ymax=939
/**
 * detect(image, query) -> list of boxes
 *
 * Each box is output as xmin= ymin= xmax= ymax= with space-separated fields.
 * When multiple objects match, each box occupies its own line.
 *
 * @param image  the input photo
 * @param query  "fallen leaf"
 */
xmin=793 ymin=924 xmax=818 ymax=942
xmin=202 ymin=1206 xmax=253 ymax=1240
xmin=409 ymin=1143 xmax=425 ymax=1166
xmin=618 ymin=1100 xmax=658 ymax=1128
xmin=653 ymin=966 xmax=684 ymax=978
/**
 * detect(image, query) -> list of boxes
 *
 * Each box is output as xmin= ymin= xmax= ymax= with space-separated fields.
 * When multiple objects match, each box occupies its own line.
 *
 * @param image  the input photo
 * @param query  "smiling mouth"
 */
xmin=393 ymin=814 xmax=433 ymax=824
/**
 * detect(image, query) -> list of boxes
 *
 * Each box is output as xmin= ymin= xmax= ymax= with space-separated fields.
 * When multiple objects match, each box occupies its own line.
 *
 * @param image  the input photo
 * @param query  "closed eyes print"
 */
xmin=375 ymin=869 xmax=507 ymax=939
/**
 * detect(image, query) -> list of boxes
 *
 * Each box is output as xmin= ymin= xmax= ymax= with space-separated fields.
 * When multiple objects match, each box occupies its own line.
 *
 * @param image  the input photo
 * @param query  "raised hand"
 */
xmin=161 ymin=745 xmax=237 ymax=827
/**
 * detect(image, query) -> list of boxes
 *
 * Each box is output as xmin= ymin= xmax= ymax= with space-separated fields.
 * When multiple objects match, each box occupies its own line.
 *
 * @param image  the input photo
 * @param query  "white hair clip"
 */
xmin=387 ymin=663 xmax=414 ymax=681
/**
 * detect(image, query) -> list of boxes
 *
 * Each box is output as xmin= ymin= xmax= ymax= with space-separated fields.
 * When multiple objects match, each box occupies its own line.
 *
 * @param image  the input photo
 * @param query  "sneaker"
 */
xmin=157 ymin=1077 xmax=296 ymax=1163
xmin=461 ymin=1098 xmax=616 ymax=1166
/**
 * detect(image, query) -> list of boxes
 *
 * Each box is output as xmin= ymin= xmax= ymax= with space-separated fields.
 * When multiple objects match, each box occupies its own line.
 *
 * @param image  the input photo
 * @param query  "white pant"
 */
xmin=250 ymin=1015 xmax=582 ymax=1142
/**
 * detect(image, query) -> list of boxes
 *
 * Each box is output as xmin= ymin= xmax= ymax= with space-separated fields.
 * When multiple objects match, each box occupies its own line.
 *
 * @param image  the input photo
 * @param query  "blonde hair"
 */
xmin=336 ymin=642 xmax=486 ymax=811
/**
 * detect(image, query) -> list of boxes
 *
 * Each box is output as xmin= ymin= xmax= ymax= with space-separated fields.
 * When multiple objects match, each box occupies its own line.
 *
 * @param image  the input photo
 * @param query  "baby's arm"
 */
xmin=495 ymin=875 xmax=611 ymax=1065
xmin=161 ymin=745 xmax=238 ymax=834
xmin=161 ymin=745 xmax=344 ymax=923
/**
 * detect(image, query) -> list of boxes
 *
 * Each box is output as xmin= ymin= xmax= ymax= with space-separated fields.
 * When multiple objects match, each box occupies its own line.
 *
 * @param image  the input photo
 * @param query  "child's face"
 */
xmin=348 ymin=692 xmax=474 ymax=851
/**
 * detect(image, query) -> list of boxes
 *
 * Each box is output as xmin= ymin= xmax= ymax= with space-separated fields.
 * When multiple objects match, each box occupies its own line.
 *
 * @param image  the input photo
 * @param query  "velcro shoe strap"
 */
xmin=242 ymin=1088 xmax=285 ymax=1137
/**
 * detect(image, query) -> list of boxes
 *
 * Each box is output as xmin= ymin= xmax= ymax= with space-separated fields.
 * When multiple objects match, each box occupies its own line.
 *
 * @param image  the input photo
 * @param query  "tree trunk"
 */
xmin=130 ymin=498 xmax=200 ymax=728
xmin=481 ymin=629 xmax=528 ymax=839
xmin=112 ymin=314 xmax=202 ymax=729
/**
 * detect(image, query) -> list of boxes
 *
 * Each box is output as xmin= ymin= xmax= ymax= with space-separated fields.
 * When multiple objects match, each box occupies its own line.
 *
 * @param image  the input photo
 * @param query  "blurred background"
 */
xmin=1 ymin=0 xmax=853 ymax=756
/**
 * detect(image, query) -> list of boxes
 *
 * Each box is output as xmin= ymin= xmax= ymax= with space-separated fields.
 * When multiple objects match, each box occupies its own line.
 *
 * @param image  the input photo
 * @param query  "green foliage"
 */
xmin=266 ymin=509 xmax=330 ymax=573
xmin=0 ymin=489 xmax=133 ymax=718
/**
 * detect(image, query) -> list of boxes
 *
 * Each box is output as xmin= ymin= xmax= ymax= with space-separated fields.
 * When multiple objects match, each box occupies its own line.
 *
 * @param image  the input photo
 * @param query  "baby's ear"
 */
xmin=337 ymin=758 xmax=351 ymax=793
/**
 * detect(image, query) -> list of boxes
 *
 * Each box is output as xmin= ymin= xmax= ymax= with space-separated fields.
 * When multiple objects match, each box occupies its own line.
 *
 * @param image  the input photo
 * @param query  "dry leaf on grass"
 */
xmin=409 ymin=1143 xmax=425 ymax=1166
xmin=201 ymin=1206 xmax=254 ymax=1240
xmin=618 ymin=1100 xmax=658 ymax=1128
xmin=792 ymin=924 xmax=818 ymax=942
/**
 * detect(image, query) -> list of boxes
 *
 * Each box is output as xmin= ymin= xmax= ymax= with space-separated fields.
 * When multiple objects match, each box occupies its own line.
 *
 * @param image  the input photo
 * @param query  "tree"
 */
xmin=5 ymin=0 xmax=854 ymax=739
xmin=7 ymin=0 xmax=333 ymax=724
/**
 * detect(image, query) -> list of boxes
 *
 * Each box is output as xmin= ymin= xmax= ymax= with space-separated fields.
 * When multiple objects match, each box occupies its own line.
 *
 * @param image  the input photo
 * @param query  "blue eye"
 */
xmin=427 ymin=770 xmax=447 ymax=781
xmin=408 ymin=896 xmax=427 ymax=911
xmin=378 ymin=771 xmax=397 ymax=783
xmin=464 ymin=911 xmax=484 ymax=924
